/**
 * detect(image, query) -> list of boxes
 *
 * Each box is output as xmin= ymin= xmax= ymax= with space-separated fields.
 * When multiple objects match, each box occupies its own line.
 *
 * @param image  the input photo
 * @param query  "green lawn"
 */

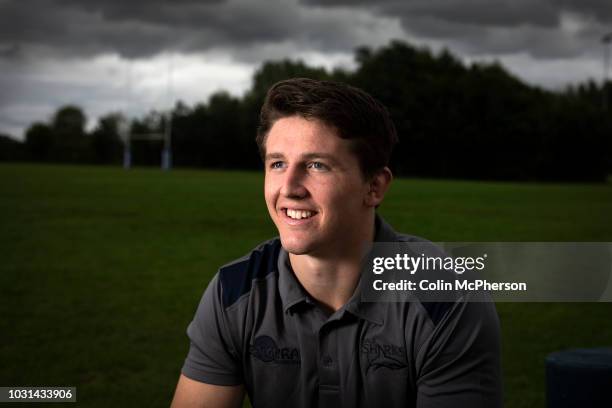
xmin=1 ymin=163 xmax=611 ymax=407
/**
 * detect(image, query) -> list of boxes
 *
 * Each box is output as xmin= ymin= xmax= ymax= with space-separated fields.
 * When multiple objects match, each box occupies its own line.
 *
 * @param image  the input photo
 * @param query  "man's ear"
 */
xmin=364 ymin=167 xmax=393 ymax=207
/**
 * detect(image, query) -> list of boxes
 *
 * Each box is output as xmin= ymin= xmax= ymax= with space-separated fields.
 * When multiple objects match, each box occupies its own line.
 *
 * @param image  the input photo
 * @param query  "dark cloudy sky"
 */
xmin=1 ymin=0 xmax=611 ymax=140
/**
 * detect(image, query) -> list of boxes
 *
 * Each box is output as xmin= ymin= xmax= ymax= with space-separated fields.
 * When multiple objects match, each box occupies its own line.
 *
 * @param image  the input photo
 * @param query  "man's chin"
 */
xmin=281 ymin=244 xmax=311 ymax=256
xmin=279 ymin=237 xmax=313 ymax=255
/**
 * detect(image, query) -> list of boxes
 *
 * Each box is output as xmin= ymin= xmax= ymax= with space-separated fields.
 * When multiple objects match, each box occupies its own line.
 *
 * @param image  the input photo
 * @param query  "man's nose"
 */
xmin=280 ymin=165 xmax=308 ymax=198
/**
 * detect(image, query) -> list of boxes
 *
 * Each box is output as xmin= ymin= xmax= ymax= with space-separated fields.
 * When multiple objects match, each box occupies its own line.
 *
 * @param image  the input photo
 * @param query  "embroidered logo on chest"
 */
xmin=249 ymin=335 xmax=301 ymax=364
xmin=361 ymin=339 xmax=408 ymax=372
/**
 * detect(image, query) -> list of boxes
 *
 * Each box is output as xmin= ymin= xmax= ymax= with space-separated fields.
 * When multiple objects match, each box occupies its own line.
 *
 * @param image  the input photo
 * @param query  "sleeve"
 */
xmin=415 ymin=292 xmax=503 ymax=408
xmin=181 ymin=273 xmax=244 ymax=385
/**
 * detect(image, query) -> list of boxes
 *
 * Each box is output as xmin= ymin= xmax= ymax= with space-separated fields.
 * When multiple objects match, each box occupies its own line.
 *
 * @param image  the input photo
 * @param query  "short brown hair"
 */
xmin=256 ymin=78 xmax=398 ymax=179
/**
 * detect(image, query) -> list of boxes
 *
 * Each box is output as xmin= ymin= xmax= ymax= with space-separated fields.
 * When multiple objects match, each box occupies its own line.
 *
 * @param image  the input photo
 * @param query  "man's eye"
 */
xmin=307 ymin=161 xmax=328 ymax=171
xmin=270 ymin=161 xmax=285 ymax=169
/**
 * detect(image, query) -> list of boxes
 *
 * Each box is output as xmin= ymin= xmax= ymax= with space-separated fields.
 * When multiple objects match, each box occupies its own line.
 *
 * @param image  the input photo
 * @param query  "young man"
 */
xmin=171 ymin=78 xmax=502 ymax=408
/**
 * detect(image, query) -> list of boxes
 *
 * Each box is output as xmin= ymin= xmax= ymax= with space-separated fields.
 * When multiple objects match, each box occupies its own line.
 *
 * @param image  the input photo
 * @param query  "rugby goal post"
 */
xmin=119 ymin=112 xmax=172 ymax=170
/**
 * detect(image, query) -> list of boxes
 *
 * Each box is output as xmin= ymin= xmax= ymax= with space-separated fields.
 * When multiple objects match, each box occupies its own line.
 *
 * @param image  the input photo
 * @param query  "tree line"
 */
xmin=2 ymin=40 xmax=611 ymax=181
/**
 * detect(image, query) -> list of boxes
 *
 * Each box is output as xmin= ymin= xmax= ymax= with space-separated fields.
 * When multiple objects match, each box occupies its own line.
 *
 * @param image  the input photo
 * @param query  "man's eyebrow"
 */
xmin=264 ymin=152 xmax=339 ymax=164
xmin=265 ymin=152 xmax=285 ymax=161
xmin=301 ymin=153 xmax=338 ymax=163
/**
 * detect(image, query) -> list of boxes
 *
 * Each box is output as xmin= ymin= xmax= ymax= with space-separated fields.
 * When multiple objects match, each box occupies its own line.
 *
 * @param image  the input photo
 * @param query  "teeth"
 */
xmin=286 ymin=209 xmax=313 ymax=220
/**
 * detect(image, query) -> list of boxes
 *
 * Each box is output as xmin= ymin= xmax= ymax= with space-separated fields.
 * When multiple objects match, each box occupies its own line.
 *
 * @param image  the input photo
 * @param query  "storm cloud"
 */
xmin=303 ymin=0 xmax=611 ymax=59
xmin=0 ymin=0 xmax=399 ymax=60
xmin=1 ymin=0 xmax=610 ymax=139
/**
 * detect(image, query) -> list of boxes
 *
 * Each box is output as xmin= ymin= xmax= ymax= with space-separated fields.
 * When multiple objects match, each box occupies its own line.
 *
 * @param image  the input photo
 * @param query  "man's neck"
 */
xmin=288 ymin=214 xmax=376 ymax=313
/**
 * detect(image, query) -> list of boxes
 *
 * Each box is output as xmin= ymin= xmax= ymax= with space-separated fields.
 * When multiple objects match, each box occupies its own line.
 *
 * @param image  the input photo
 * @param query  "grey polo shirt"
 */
xmin=182 ymin=216 xmax=502 ymax=408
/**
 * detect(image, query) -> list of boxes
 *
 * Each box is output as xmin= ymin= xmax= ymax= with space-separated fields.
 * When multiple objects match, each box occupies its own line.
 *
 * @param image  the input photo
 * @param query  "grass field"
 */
xmin=1 ymin=163 xmax=612 ymax=407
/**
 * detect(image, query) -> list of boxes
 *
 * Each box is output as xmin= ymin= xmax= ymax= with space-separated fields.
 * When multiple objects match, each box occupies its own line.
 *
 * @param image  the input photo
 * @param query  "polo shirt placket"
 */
xmin=280 ymin=249 xmax=390 ymax=408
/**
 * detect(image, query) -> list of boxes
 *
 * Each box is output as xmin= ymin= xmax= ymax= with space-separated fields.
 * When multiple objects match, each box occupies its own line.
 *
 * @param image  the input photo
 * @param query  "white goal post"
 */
xmin=119 ymin=113 xmax=172 ymax=170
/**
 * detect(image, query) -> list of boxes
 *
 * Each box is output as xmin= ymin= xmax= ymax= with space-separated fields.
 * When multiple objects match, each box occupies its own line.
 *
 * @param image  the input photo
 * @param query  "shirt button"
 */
xmin=322 ymin=356 xmax=333 ymax=367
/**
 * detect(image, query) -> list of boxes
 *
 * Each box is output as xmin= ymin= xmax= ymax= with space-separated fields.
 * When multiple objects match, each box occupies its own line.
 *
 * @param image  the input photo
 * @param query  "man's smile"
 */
xmin=280 ymin=207 xmax=319 ymax=224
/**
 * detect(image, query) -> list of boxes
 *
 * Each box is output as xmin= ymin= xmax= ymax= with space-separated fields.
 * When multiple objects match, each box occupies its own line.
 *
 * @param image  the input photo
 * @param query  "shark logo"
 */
xmin=361 ymin=339 xmax=408 ymax=372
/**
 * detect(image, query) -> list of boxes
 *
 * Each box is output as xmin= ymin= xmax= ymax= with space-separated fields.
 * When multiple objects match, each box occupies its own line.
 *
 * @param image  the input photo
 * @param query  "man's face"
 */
xmin=264 ymin=115 xmax=373 ymax=257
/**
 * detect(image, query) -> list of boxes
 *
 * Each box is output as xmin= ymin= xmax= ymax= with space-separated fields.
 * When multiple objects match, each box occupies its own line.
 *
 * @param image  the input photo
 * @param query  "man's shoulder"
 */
xmin=378 ymin=219 xmax=464 ymax=326
xmin=395 ymin=232 xmax=433 ymax=244
xmin=216 ymin=238 xmax=282 ymax=309
xmin=376 ymin=216 xmax=438 ymax=247
xmin=395 ymin=233 xmax=448 ymax=259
